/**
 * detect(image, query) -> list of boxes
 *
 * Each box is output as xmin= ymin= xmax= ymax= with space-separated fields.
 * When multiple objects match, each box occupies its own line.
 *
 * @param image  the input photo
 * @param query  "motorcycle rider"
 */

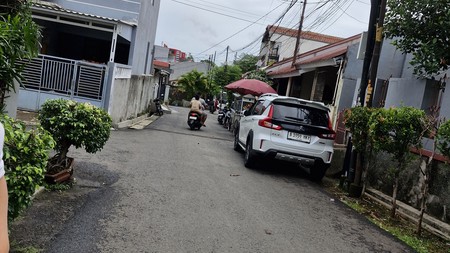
xmin=190 ymin=94 xmax=207 ymax=126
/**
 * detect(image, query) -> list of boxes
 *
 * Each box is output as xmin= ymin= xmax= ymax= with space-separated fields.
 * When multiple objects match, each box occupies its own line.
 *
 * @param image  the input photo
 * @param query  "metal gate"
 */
xmin=18 ymin=54 xmax=108 ymax=111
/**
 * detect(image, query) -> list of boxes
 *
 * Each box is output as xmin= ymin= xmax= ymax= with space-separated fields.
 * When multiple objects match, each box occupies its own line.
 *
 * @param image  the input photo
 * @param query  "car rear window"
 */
xmin=272 ymin=102 xmax=329 ymax=127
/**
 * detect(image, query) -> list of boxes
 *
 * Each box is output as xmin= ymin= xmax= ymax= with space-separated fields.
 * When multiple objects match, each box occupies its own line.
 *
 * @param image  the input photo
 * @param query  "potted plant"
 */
xmin=38 ymin=99 xmax=112 ymax=183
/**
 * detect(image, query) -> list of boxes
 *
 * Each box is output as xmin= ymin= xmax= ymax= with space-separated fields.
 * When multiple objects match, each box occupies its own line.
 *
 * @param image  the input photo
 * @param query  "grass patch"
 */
xmin=10 ymin=242 xmax=42 ymax=253
xmin=324 ymin=179 xmax=449 ymax=253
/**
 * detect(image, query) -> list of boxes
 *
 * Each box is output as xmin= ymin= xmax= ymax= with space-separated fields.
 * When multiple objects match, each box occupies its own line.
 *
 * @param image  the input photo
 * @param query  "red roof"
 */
xmin=267 ymin=25 xmax=344 ymax=44
xmin=153 ymin=60 xmax=170 ymax=69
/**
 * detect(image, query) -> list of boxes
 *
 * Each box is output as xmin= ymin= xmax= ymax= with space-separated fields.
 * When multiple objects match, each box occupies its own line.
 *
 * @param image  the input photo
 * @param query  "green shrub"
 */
xmin=344 ymin=106 xmax=377 ymax=152
xmin=0 ymin=114 xmax=55 ymax=220
xmin=38 ymin=99 xmax=112 ymax=172
xmin=369 ymin=106 xmax=427 ymax=217
xmin=437 ymin=120 xmax=450 ymax=158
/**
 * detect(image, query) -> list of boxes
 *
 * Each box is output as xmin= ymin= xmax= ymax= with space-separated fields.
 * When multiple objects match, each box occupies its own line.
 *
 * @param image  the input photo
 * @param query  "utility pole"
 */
xmin=292 ymin=0 xmax=307 ymax=67
xmin=346 ymin=0 xmax=383 ymax=197
xmin=366 ymin=0 xmax=387 ymax=107
xmin=221 ymin=46 xmax=229 ymax=107
xmin=357 ymin=0 xmax=381 ymax=106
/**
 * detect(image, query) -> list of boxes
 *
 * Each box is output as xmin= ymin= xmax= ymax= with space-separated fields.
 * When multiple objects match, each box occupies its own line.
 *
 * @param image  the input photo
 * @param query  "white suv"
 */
xmin=233 ymin=94 xmax=335 ymax=180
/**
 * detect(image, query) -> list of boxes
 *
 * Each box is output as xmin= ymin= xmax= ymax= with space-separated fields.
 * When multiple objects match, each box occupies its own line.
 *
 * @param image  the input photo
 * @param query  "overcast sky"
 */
xmin=155 ymin=0 xmax=371 ymax=65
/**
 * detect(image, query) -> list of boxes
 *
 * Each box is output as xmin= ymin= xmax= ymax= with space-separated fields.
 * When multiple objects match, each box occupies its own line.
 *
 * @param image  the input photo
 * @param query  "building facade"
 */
xmin=18 ymin=0 xmax=161 ymax=126
xmin=258 ymin=25 xmax=343 ymax=67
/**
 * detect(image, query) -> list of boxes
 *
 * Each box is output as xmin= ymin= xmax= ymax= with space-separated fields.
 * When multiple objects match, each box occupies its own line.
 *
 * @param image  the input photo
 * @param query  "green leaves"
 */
xmin=437 ymin=120 xmax=450 ymax=158
xmin=177 ymin=70 xmax=210 ymax=99
xmin=369 ymin=107 xmax=427 ymax=163
xmin=344 ymin=106 xmax=376 ymax=152
xmin=0 ymin=1 xmax=40 ymax=109
xmin=38 ymin=99 xmax=112 ymax=161
xmin=0 ymin=114 xmax=55 ymax=220
xmin=233 ymin=54 xmax=258 ymax=73
xmin=384 ymin=0 xmax=450 ymax=76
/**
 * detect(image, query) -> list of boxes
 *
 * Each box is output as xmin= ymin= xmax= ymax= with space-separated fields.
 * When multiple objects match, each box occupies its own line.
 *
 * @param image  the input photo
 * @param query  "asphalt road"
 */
xmin=43 ymin=106 xmax=413 ymax=253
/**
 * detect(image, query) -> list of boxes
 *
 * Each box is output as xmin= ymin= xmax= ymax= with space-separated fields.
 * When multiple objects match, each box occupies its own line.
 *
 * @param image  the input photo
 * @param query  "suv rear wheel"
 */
xmin=310 ymin=165 xmax=327 ymax=181
xmin=244 ymin=137 xmax=256 ymax=168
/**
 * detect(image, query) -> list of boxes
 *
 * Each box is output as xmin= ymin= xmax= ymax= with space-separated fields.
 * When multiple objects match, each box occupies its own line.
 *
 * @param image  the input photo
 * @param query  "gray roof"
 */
xmin=32 ymin=1 xmax=136 ymax=25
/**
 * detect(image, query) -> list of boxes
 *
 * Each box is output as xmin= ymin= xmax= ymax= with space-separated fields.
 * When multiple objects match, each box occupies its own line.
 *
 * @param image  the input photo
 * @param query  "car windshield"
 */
xmin=272 ymin=103 xmax=328 ymax=127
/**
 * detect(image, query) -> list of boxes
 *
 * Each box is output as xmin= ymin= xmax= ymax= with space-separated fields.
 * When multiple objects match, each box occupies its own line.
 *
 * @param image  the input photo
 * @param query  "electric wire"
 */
xmin=196 ymin=1 xmax=288 ymax=56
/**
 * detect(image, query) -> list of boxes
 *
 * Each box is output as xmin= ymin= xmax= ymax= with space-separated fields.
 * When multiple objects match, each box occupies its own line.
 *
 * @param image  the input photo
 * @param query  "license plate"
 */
xmin=189 ymin=116 xmax=197 ymax=120
xmin=287 ymin=132 xmax=311 ymax=143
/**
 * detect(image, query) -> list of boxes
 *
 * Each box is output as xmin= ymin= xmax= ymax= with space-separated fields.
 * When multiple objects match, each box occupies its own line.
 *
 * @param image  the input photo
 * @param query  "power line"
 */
xmin=196 ymin=1 xmax=286 ymax=55
xmin=169 ymin=0 xmax=267 ymax=25
xmin=188 ymin=0 xmax=262 ymax=18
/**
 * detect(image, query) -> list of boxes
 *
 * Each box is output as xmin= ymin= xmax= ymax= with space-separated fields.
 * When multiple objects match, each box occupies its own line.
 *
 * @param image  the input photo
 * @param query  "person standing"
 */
xmin=0 ymin=123 xmax=9 ymax=253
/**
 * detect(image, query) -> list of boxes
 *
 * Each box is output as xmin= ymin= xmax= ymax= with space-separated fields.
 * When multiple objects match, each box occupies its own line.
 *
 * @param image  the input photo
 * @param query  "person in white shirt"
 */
xmin=0 ymin=123 xmax=8 ymax=253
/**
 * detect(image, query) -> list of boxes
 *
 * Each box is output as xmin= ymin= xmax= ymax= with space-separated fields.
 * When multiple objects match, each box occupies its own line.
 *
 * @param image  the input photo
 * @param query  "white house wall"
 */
xmin=129 ymin=0 xmax=160 ymax=75
xmin=275 ymin=34 xmax=329 ymax=62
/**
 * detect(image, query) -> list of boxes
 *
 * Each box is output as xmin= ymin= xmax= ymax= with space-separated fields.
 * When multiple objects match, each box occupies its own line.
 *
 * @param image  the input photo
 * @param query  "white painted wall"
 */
xmin=107 ymin=75 xmax=156 ymax=126
xmin=275 ymin=35 xmax=329 ymax=61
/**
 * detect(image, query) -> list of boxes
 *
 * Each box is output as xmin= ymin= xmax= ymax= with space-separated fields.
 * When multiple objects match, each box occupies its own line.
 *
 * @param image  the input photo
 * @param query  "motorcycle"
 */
xmin=154 ymin=98 xmax=163 ymax=116
xmin=187 ymin=111 xmax=203 ymax=130
xmin=217 ymin=107 xmax=228 ymax=125
xmin=223 ymin=109 xmax=232 ymax=131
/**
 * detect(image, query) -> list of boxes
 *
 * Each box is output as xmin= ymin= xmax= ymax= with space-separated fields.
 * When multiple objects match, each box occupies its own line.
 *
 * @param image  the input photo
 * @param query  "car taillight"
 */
xmin=258 ymin=118 xmax=282 ymax=130
xmin=319 ymin=116 xmax=336 ymax=140
xmin=258 ymin=106 xmax=282 ymax=130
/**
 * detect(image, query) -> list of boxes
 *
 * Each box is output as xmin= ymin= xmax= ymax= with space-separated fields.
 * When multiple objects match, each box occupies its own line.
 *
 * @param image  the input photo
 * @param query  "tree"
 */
xmin=211 ymin=65 xmax=242 ymax=88
xmin=0 ymin=0 xmax=40 ymax=111
xmin=344 ymin=106 xmax=377 ymax=196
xmin=244 ymin=69 xmax=272 ymax=85
xmin=369 ymin=107 xmax=427 ymax=218
xmin=234 ymin=54 xmax=258 ymax=73
xmin=384 ymin=0 xmax=450 ymax=77
xmin=177 ymin=70 xmax=208 ymax=99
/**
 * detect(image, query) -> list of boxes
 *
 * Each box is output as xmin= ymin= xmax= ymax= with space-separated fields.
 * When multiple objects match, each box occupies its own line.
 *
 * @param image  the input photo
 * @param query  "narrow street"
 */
xmin=12 ymin=107 xmax=413 ymax=253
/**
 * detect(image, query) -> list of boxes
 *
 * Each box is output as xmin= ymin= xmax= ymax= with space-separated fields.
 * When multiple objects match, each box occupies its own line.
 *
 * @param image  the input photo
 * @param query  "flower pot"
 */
xmin=44 ymin=157 xmax=75 ymax=184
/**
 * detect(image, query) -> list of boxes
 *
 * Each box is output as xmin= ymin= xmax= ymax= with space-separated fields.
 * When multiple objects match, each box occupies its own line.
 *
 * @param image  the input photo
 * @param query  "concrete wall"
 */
xmin=377 ymin=39 xmax=407 ymax=79
xmin=384 ymin=78 xmax=425 ymax=108
xmin=107 ymin=75 xmax=156 ymax=126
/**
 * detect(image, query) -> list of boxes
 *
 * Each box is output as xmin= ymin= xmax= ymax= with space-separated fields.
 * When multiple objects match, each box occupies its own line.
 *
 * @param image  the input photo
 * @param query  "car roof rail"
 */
xmin=259 ymin=93 xmax=278 ymax=98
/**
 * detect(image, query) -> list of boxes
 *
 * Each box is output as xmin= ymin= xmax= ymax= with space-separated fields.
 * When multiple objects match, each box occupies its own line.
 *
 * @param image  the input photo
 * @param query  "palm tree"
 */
xmin=177 ymin=70 xmax=208 ymax=99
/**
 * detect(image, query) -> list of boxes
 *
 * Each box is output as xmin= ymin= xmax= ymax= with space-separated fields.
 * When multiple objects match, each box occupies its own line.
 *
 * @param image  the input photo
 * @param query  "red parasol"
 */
xmin=224 ymin=79 xmax=276 ymax=96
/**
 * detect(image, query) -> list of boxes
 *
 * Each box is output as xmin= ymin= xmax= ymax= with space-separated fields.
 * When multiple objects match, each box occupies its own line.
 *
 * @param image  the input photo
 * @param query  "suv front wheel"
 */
xmin=233 ymin=129 xmax=241 ymax=152
xmin=244 ymin=137 xmax=256 ymax=168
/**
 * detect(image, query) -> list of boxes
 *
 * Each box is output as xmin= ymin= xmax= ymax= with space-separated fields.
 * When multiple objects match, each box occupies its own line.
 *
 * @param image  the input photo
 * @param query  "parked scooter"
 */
xmin=154 ymin=98 xmax=163 ymax=116
xmin=217 ymin=107 xmax=228 ymax=125
xmin=223 ymin=109 xmax=232 ymax=131
xmin=187 ymin=111 xmax=203 ymax=130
